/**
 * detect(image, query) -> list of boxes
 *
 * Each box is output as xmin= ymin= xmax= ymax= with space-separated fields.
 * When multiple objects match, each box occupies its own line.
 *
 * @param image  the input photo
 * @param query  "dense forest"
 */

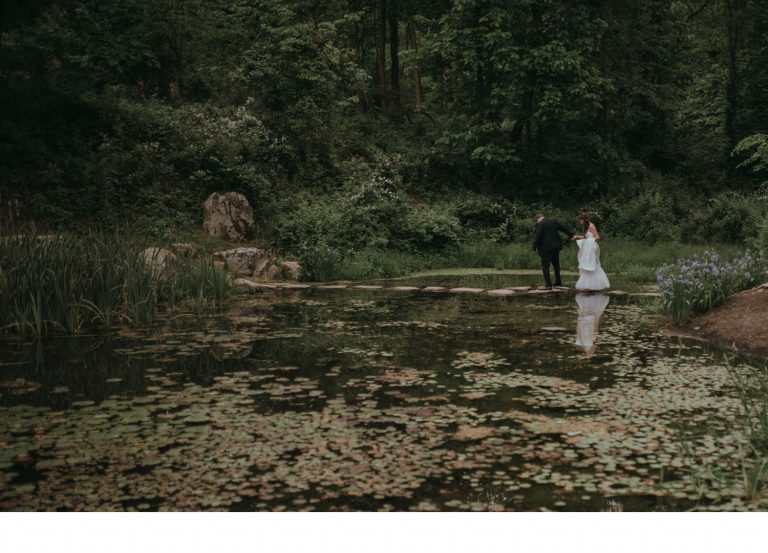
xmin=2 ymin=0 xmax=768 ymax=259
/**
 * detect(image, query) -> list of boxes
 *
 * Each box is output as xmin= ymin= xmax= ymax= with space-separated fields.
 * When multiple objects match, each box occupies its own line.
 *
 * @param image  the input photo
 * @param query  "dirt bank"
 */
xmin=671 ymin=284 xmax=768 ymax=360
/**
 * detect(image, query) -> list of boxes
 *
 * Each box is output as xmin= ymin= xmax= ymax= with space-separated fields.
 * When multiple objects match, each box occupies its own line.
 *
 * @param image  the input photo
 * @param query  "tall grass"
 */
xmin=296 ymin=239 xmax=749 ymax=283
xmin=0 ymin=231 xmax=230 ymax=336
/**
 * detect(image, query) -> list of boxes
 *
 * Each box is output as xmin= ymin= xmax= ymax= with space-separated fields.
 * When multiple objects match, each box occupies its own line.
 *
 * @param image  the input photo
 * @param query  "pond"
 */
xmin=0 ymin=278 xmax=759 ymax=511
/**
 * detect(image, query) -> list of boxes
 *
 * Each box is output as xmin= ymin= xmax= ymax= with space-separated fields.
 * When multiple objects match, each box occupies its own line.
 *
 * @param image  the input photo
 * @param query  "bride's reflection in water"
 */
xmin=575 ymin=293 xmax=610 ymax=356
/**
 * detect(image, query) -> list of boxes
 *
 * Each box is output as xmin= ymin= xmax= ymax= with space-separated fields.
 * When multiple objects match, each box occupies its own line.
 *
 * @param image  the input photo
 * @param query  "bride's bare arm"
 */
xmin=590 ymin=224 xmax=600 ymax=241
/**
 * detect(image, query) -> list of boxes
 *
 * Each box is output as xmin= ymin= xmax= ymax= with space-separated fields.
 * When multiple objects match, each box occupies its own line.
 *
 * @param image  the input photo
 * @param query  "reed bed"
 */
xmin=0 ymin=231 xmax=230 ymax=336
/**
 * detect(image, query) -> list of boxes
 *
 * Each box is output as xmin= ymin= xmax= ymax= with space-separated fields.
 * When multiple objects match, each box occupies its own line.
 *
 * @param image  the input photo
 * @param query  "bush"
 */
xmin=754 ymin=216 xmax=768 ymax=253
xmin=296 ymin=242 xmax=344 ymax=282
xmin=596 ymin=190 xmax=677 ymax=243
xmin=395 ymin=205 xmax=461 ymax=252
xmin=679 ymin=193 xmax=761 ymax=244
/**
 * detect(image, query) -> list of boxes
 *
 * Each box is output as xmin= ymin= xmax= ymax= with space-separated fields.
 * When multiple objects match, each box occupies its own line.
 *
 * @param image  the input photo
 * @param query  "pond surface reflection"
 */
xmin=575 ymin=294 xmax=610 ymax=357
xmin=0 ymin=288 xmax=755 ymax=511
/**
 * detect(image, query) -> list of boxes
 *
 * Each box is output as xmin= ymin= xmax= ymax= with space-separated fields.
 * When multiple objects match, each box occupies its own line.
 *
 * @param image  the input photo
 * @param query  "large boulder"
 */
xmin=142 ymin=247 xmax=177 ymax=274
xmin=280 ymin=261 xmax=301 ymax=281
xmin=264 ymin=264 xmax=282 ymax=281
xmin=170 ymin=242 xmax=196 ymax=257
xmin=202 ymin=192 xmax=255 ymax=242
xmin=214 ymin=247 xmax=269 ymax=277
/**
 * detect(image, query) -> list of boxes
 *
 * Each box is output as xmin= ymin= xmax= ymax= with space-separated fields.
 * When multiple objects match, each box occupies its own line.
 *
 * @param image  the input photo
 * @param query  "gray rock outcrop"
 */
xmin=142 ymin=247 xmax=177 ymax=273
xmin=202 ymin=192 xmax=255 ymax=242
xmin=279 ymin=261 xmax=301 ymax=281
xmin=214 ymin=247 xmax=269 ymax=277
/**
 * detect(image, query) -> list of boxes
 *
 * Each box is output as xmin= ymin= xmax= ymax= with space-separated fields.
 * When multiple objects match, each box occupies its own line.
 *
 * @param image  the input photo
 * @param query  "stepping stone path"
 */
xmin=449 ymin=287 xmax=486 ymax=294
xmin=232 ymin=280 xmax=664 ymax=300
xmin=233 ymin=278 xmax=277 ymax=291
xmin=542 ymin=326 xmax=568 ymax=332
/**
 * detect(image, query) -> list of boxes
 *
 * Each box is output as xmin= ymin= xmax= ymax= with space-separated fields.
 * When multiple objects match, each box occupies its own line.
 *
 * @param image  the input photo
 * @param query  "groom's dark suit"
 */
xmin=532 ymin=218 xmax=575 ymax=288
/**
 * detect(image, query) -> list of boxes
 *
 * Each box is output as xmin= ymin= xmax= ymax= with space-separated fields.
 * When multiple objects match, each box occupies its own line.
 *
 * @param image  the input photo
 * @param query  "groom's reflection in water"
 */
xmin=575 ymin=293 xmax=610 ymax=356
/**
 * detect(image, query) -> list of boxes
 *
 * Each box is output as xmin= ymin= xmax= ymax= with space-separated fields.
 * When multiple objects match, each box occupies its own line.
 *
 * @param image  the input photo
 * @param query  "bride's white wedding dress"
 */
xmin=576 ymin=231 xmax=610 ymax=291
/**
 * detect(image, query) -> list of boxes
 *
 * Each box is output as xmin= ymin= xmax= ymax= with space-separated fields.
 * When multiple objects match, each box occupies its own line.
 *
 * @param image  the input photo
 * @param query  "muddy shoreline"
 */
xmin=666 ymin=285 xmax=768 ymax=361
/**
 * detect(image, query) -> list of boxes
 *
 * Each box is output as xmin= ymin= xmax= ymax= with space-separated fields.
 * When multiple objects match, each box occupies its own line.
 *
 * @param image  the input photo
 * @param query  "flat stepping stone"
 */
xmin=279 ymin=283 xmax=312 ymax=289
xmin=487 ymin=289 xmax=516 ymax=296
xmin=507 ymin=286 xmax=531 ymax=292
xmin=449 ymin=287 xmax=486 ymax=293
xmin=232 ymin=278 xmax=276 ymax=292
xmin=542 ymin=326 xmax=568 ymax=332
xmin=554 ymin=286 xmax=570 ymax=290
xmin=389 ymin=286 xmax=420 ymax=292
xmin=316 ymin=284 xmax=348 ymax=290
xmin=422 ymin=287 xmax=447 ymax=293
xmin=631 ymin=292 xmax=662 ymax=297
xmin=353 ymin=285 xmax=384 ymax=290
xmin=607 ymin=290 xmax=629 ymax=296
xmin=527 ymin=289 xmax=553 ymax=295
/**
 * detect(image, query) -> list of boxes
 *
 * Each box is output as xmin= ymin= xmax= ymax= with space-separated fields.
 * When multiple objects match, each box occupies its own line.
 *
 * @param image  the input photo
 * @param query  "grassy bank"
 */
xmin=0 ymin=232 xmax=229 ymax=336
xmin=299 ymin=239 xmax=746 ymax=283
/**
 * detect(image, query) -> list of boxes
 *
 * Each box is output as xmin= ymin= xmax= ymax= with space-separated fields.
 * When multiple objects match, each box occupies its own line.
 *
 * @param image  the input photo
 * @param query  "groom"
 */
xmin=532 ymin=213 xmax=576 ymax=289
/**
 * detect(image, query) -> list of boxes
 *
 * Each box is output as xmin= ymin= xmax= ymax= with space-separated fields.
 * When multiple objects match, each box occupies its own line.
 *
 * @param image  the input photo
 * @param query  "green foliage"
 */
xmin=657 ymin=250 xmax=768 ymax=322
xmin=396 ymin=205 xmax=461 ymax=252
xmin=0 ymin=230 xmax=229 ymax=336
xmin=595 ymin=189 xmax=678 ymax=243
xmin=679 ymin=193 xmax=762 ymax=245
xmin=3 ymin=0 xmax=768 ymax=255
xmin=733 ymin=134 xmax=768 ymax=176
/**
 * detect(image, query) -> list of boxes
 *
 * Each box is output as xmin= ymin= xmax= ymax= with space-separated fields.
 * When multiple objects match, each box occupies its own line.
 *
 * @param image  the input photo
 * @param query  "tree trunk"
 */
xmin=167 ymin=0 xmax=185 ymax=98
xmin=724 ymin=0 xmax=744 ymax=145
xmin=376 ymin=0 xmax=388 ymax=109
xmin=388 ymin=0 xmax=401 ymax=109
xmin=406 ymin=18 xmax=423 ymax=106
xmin=599 ymin=0 xmax=614 ymax=139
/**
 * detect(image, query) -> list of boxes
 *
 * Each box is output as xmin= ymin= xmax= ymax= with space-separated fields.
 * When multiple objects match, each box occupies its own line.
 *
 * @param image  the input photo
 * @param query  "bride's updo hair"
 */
xmin=578 ymin=212 xmax=591 ymax=233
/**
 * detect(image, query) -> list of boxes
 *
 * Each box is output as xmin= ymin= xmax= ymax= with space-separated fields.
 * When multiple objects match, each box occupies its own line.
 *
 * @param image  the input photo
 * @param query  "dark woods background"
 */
xmin=2 ymin=0 xmax=768 ymax=252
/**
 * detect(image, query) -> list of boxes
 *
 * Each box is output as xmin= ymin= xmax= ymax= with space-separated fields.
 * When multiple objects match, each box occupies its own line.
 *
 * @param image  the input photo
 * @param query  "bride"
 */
xmin=573 ymin=212 xmax=610 ymax=291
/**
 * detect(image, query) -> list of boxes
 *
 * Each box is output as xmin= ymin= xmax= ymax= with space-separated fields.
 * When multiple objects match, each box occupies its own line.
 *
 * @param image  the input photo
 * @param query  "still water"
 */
xmin=0 ymin=281 xmax=756 ymax=511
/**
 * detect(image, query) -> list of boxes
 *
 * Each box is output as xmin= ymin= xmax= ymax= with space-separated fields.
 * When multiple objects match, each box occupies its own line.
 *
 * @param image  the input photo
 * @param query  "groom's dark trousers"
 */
xmin=533 ymin=218 xmax=575 ymax=288
xmin=539 ymin=249 xmax=562 ymax=288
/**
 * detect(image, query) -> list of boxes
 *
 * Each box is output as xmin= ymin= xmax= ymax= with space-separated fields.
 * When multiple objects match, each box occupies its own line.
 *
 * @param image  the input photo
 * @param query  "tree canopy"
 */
xmin=2 ymin=0 xmax=767 ymax=232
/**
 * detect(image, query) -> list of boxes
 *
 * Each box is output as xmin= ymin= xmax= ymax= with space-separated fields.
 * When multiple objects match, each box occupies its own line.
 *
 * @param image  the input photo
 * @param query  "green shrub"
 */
xmin=297 ymin=242 xmax=345 ymax=282
xmin=753 ymin=215 xmax=768 ymax=253
xmin=395 ymin=205 xmax=461 ymax=252
xmin=597 ymin=190 xmax=677 ymax=243
xmin=679 ymin=193 xmax=761 ymax=244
